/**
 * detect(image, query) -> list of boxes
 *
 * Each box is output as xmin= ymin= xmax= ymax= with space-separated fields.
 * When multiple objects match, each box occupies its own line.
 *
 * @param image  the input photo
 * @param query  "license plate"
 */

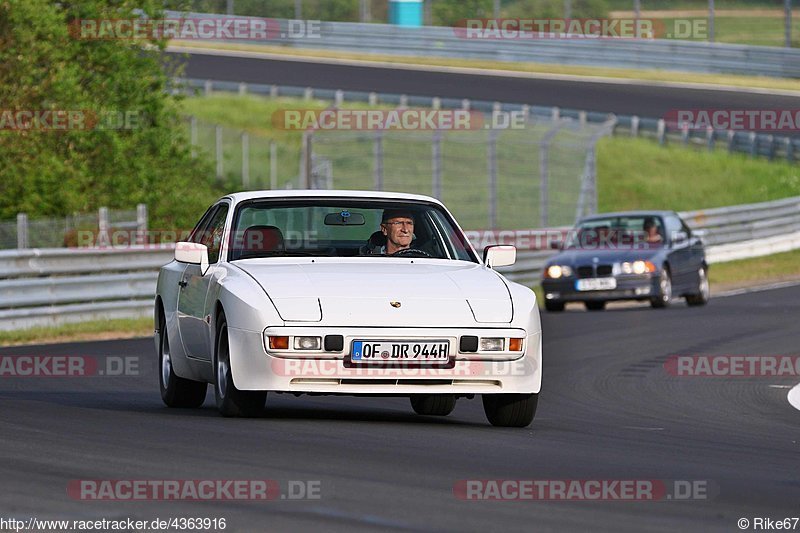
xmin=576 ymin=278 xmax=617 ymax=291
xmin=351 ymin=340 xmax=450 ymax=363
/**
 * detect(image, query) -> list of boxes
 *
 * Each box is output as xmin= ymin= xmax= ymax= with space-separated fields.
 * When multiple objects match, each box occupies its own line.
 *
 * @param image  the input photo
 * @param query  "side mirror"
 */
xmin=672 ymin=231 xmax=689 ymax=247
xmin=484 ymin=245 xmax=516 ymax=268
xmin=175 ymin=242 xmax=210 ymax=275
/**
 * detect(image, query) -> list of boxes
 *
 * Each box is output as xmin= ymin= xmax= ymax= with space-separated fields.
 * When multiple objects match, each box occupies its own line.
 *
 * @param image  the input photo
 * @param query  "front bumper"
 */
xmin=227 ymin=326 xmax=542 ymax=395
xmin=542 ymin=274 xmax=659 ymax=302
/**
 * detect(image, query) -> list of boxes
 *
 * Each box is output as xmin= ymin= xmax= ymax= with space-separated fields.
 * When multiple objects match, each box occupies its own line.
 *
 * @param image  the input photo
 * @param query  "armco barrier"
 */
xmin=169 ymin=12 xmax=800 ymax=78
xmin=1 ymin=195 xmax=798 ymax=331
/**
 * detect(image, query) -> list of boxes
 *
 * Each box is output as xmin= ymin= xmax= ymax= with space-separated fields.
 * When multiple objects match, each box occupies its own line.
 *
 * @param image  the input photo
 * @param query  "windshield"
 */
xmin=564 ymin=215 xmax=665 ymax=250
xmin=227 ymin=199 xmax=478 ymax=262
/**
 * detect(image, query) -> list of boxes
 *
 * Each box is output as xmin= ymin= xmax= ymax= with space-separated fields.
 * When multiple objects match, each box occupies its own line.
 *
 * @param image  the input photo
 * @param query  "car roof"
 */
xmin=578 ymin=210 xmax=678 ymax=222
xmin=222 ymin=189 xmax=445 ymax=206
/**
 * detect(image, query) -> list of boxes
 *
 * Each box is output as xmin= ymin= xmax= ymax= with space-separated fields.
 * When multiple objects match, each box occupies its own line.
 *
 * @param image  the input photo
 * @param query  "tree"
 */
xmin=0 ymin=0 xmax=219 ymax=231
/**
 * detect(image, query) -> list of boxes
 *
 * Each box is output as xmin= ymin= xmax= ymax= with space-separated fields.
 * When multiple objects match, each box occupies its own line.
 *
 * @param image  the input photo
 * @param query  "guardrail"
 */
xmin=180 ymin=78 xmax=799 ymax=164
xmin=170 ymin=12 xmax=800 ymax=78
xmin=2 ymin=195 xmax=798 ymax=331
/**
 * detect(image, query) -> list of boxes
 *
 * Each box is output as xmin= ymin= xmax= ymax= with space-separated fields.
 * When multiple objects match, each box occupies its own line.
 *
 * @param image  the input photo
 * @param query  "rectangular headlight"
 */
xmin=293 ymin=336 xmax=321 ymax=350
xmin=479 ymin=337 xmax=504 ymax=351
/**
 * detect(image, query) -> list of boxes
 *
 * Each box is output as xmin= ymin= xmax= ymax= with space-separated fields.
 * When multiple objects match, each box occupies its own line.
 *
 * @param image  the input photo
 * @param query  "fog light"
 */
xmin=479 ymin=338 xmax=504 ymax=351
xmin=268 ymin=336 xmax=289 ymax=350
xmin=508 ymin=338 xmax=523 ymax=352
xmin=294 ymin=336 xmax=321 ymax=350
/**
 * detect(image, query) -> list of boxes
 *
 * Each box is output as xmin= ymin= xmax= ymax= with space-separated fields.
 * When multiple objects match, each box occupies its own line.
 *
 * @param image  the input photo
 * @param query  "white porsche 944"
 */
xmin=155 ymin=190 xmax=542 ymax=427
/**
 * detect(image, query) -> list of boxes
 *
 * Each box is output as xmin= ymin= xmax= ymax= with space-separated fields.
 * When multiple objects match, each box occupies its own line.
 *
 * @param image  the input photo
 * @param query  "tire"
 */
xmin=158 ymin=312 xmax=207 ymax=408
xmin=650 ymin=268 xmax=672 ymax=309
xmin=544 ymin=300 xmax=565 ymax=312
xmin=214 ymin=314 xmax=267 ymax=417
xmin=410 ymin=394 xmax=456 ymax=416
xmin=584 ymin=301 xmax=606 ymax=311
xmin=686 ymin=266 xmax=710 ymax=307
xmin=482 ymin=393 xmax=538 ymax=427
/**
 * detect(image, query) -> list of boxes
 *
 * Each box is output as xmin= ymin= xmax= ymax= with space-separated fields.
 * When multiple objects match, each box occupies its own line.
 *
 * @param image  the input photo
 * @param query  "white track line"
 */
xmin=714 ymin=279 xmax=800 ymax=298
xmin=167 ymin=45 xmax=800 ymax=97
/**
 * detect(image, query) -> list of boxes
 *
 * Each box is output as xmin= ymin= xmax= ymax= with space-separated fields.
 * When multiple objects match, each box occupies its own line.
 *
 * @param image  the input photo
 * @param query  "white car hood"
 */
xmin=235 ymin=259 xmax=512 ymax=326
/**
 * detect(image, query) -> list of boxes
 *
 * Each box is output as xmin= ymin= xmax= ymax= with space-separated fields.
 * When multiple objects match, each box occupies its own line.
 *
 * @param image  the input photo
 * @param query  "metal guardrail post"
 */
xmin=369 ymin=92 xmax=377 ymax=106
xmin=238 ymin=82 xmax=247 ymax=95
xmin=373 ymin=130 xmax=384 ymax=191
xmin=242 ymin=131 xmax=250 ymax=187
xmin=706 ymin=127 xmax=715 ymax=151
xmin=304 ymin=87 xmax=313 ymax=101
xmin=215 ymin=125 xmax=223 ymax=179
xmin=631 ymin=115 xmax=640 ymax=137
xmin=432 ymin=130 xmax=442 ymax=199
xmin=204 ymin=79 xmax=212 ymax=96
xmin=749 ymin=132 xmax=758 ymax=157
xmin=335 ymin=90 xmax=343 ymax=107
xmin=270 ymin=85 xmax=278 ymax=98
xmin=16 ymin=213 xmax=28 ymax=249
xmin=657 ymin=119 xmax=666 ymax=145
xmin=785 ymin=137 xmax=794 ymax=163
xmin=488 ymin=129 xmax=498 ymax=230
xmin=727 ymin=130 xmax=736 ymax=153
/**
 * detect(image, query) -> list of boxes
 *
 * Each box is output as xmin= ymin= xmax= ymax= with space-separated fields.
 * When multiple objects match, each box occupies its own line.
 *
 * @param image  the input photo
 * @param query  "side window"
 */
xmin=200 ymin=204 xmax=229 ymax=263
xmin=664 ymin=216 xmax=683 ymax=242
xmin=189 ymin=206 xmax=218 ymax=244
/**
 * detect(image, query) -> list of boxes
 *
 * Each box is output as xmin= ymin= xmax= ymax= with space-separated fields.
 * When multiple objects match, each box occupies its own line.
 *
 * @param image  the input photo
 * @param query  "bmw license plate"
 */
xmin=351 ymin=340 xmax=450 ymax=363
xmin=576 ymin=278 xmax=617 ymax=291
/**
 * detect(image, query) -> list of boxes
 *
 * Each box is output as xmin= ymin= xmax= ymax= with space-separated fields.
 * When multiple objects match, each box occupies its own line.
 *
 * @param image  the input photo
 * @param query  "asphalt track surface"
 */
xmin=167 ymin=50 xmax=800 ymax=117
xmin=1 ymin=285 xmax=798 ymax=532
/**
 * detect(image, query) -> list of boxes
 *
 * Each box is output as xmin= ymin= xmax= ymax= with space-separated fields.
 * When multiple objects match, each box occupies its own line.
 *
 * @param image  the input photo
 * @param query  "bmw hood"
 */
xmin=235 ymin=260 xmax=513 ymax=326
xmin=549 ymin=247 xmax=663 ymax=266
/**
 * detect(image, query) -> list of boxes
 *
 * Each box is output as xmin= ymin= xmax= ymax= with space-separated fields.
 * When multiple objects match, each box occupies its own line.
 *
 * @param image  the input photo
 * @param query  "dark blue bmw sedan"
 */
xmin=541 ymin=211 xmax=709 ymax=312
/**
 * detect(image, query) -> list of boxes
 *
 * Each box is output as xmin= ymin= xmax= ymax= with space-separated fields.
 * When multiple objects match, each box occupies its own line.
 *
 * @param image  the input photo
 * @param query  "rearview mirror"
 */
xmin=175 ymin=242 xmax=209 ymax=275
xmin=549 ymin=239 xmax=562 ymax=250
xmin=484 ymin=245 xmax=516 ymax=268
xmin=324 ymin=211 xmax=365 ymax=225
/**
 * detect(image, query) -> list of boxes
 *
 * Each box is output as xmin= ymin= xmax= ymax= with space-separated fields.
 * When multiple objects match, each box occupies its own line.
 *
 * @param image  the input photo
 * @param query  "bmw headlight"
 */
xmin=546 ymin=265 xmax=573 ymax=279
xmin=621 ymin=260 xmax=656 ymax=275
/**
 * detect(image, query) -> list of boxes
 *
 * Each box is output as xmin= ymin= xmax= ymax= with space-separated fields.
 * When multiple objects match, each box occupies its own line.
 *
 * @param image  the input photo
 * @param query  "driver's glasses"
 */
xmin=383 ymin=220 xmax=414 ymax=228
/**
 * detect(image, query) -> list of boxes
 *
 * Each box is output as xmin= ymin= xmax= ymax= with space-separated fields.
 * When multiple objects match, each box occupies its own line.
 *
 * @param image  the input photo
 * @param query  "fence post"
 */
xmin=749 ymin=132 xmax=757 ymax=157
xmin=681 ymin=122 xmax=690 ymax=145
xmin=301 ymin=131 xmax=312 ymax=189
xmin=373 ymin=130 xmax=384 ymax=191
xmin=190 ymin=116 xmax=197 ymax=158
xmin=270 ymin=141 xmax=278 ymax=189
xmin=98 ymin=207 xmax=110 ymax=247
xmin=706 ymin=127 xmax=715 ymax=151
xmin=304 ymin=87 xmax=313 ymax=101
xmin=432 ymin=97 xmax=441 ymax=110
xmin=238 ymin=82 xmax=247 ymax=95
xmin=136 ymin=204 xmax=148 ymax=235
xmin=16 ymin=213 xmax=28 ymax=249
xmin=785 ymin=137 xmax=794 ymax=163
xmin=432 ymin=130 xmax=442 ymax=199
xmin=204 ymin=79 xmax=212 ymax=96
xmin=270 ymin=85 xmax=278 ymax=98
xmin=215 ymin=125 xmax=223 ymax=180
xmin=400 ymin=95 xmax=408 ymax=108
xmin=241 ymin=131 xmax=250 ymax=188
xmin=335 ymin=89 xmax=344 ymax=107
xmin=369 ymin=92 xmax=378 ymax=106
xmin=461 ymin=98 xmax=471 ymax=111
xmin=657 ymin=119 xmax=666 ymax=145
xmin=487 ymin=129 xmax=498 ymax=230
xmin=766 ymin=134 xmax=775 ymax=160
xmin=578 ymin=111 xmax=587 ymax=128
xmin=727 ymin=130 xmax=736 ymax=152
xmin=551 ymin=107 xmax=560 ymax=121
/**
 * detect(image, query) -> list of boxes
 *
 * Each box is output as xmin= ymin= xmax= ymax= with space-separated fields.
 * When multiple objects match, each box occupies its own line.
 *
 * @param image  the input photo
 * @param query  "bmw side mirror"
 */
xmin=484 ymin=245 xmax=516 ymax=268
xmin=175 ymin=242 xmax=210 ymax=275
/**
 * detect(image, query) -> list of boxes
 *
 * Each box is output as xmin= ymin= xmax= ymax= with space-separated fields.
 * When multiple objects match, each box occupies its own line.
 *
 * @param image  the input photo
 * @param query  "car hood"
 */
xmin=235 ymin=259 xmax=513 ymax=325
xmin=549 ymin=247 xmax=663 ymax=265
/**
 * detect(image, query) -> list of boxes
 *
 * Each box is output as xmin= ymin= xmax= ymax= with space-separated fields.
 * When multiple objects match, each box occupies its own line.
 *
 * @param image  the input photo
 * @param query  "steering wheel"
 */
xmin=390 ymin=248 xmax=432 ymax=258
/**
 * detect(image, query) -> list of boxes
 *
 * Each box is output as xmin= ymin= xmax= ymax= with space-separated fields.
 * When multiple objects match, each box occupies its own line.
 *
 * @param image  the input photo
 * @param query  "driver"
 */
xmin=380 ymin=209 xmax=415 ymax=255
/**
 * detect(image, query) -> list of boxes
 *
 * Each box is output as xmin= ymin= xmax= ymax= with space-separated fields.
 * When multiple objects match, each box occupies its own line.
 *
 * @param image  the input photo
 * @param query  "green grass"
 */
xmin=596 ymin=136 xmax=800 ymax=212
xmin=709 ymin=248 xmax=800 ymax=287
xmin=0 ymin=317 xmax=152 ymax=347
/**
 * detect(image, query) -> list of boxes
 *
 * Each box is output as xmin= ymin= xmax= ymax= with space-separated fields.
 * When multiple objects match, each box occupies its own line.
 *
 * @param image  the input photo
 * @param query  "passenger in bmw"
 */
xmin=643 ymin=217 xmax=663 ymax=244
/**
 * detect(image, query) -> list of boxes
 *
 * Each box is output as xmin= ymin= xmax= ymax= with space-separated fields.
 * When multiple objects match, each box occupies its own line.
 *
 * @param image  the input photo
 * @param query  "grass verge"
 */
xmin=709 ymin=248 xmax=800 ymax=289
xmin=0 ymin=318 xmax=153 ymax=347
xmin=169 ymin=41 xmax=800 ymax=93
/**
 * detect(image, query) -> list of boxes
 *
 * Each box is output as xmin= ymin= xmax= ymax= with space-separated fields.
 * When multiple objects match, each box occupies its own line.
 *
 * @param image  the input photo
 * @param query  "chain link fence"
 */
xmin=300 ymin=115 xmax=615 ymax=230
xmin=0 ymin=206 xmax=147 ymax=250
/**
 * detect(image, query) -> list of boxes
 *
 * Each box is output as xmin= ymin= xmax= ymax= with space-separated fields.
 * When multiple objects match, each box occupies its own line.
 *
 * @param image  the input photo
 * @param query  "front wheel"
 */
xmin=483 ymin=393 xmax=538 ymax=427
xmin=686 ymin=267 xmax=710 ymax=307
xmin=215 ymin=315 xmax=267 ymax=417
xmin=650 ymin=268 xmax=672 ymax=309
xmin=410 ymin=394 xmax=456 ymax=416
xmin=159 ymin=313 xmax=207 ymax=408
